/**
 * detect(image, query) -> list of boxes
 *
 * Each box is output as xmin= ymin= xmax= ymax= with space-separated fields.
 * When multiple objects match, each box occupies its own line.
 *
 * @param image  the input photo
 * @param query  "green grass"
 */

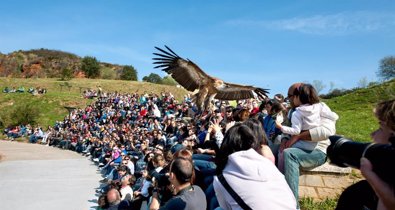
xmin=325 ymin=79 xmax=395 ymax=143
xmin=300 ymin=197 xmax=338 ymax=210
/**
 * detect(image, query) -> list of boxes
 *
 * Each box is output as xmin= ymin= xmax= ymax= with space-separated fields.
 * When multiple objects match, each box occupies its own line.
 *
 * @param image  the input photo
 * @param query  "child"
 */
xmin=276 ymin=84 xmax=338 ymax=171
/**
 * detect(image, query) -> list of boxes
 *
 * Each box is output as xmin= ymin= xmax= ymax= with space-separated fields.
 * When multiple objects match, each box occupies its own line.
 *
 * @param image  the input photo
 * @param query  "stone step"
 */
xmin=298 ymin=162 xmax=358 ymax=200
xmin=302 ymin=162 xmax=352 ymax=174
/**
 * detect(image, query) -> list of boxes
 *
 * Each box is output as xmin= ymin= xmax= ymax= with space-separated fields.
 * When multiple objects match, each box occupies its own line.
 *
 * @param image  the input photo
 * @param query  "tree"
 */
xmin=377 ymin=56 xmax=395 ymax=81
xmin=329 ymin=81 xmax=335 ymax=92
xmin=120 ymin=65 xmax=138 ymax=81
xmin=312 ymin=80 xmax=326 ymax=94
xmin=142 ymin=73 xmax=162 ymax=84
xmin=81 ymin=56 xmax=100 ymax=78
xmin=11 ymin=103 xmax=39 ymax=126
xmin=60 ymin=68 xmax=73 ymax=81
xmin=357 ymin=77 xmax=368 ymax=88
xmin=100 ymin=67 xmax=116 ymax=80
xmin=161 ymin=75 xmax=178 ymax=86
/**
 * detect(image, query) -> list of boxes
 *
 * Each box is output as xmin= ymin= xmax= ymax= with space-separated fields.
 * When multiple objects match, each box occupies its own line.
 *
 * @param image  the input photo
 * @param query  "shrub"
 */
xmin=60 ymin=68 xmax=73 ymax=81
xmin=100 ymin=67 xmax=117 ymax=80
xmin=81 ymin=56 xmax=100 ymax=78
xmin=10 ymin=103 xmax=40 ymax=126
xmin=320 ymin=88 xmax=353 ymax=99
xmin=142 ymin=73 xmax=162 ymax=84
xmin=120 ymin=65 xmax=138 ymax=81
xmin=161 ymin=75 xmax=178 ymax=86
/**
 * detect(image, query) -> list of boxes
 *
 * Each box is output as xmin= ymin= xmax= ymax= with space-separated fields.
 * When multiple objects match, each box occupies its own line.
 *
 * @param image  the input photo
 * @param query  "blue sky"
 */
xmin=1 ymin=0 xmax=394 ymax=97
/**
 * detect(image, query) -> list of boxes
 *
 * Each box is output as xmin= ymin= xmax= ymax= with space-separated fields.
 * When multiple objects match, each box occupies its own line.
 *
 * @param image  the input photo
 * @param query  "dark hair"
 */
xmin=274 ymin=93 xmax=285 ymax=103
xmin=170 ymin=157 xmax=194 ymax=184
xmin=153 ymin=153 xmax=164 ymax=164
xmin=294 ymin=84 xmax=320 ymax=105
xmin=267 ymin=99 xmax=284 ymax=115
xmin=117 ymin=165 xmax=130 ymax=174
xmin=225 ymin=106 xmax=233 ymax=113
xmin=258 ymin=100 xmax=268 ymax=112
xmin=98 ymin=194 xmax=109 ymax=209
xmin=234 ymin=109 xmax=250 ymax=122
xmin=243 ymin=118 xmax=268 ymax=145
xmin=216 ymin=124 xmax=260 ymax=174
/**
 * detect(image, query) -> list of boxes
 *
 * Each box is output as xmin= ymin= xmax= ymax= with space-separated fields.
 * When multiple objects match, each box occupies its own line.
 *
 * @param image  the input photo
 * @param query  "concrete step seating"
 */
xmin=303 ymin=161 xmax=351 ymax=174
xmin=299 ymin=162 xmax=355 ymax=200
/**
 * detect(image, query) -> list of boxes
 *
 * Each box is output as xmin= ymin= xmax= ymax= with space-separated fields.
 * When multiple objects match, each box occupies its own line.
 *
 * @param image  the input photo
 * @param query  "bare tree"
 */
xmin=329 ymin=81 xmax=335 ymax=92
xmin=312 ymin=80 xmax=326 ymax=94
xmin=357 ymin=77 xmax=368 ymax=88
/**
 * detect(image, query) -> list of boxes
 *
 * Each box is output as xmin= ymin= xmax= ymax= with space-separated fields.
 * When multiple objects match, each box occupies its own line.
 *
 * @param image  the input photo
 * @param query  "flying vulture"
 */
xmin=153 ymin=46 xmax=269 ymax=112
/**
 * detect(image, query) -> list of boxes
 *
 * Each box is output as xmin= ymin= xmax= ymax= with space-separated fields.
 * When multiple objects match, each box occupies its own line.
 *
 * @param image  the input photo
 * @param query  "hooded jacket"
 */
xmin=213 ymin=148 xmax=296 ymax=210
xmin=281 ymin=102 xmax=338 ymax=151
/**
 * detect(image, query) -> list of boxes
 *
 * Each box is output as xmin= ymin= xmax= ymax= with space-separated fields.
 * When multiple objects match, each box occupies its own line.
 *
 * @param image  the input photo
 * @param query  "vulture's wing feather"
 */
xmin=215 ymin=82 xmax=269 ymax=100
xmin=153 ymin=46 xmax=213 ymax=91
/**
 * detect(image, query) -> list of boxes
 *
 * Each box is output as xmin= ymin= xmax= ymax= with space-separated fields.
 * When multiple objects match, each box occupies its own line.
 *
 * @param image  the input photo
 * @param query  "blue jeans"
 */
xmin=283 ymin=148 xmax=326 ymax=207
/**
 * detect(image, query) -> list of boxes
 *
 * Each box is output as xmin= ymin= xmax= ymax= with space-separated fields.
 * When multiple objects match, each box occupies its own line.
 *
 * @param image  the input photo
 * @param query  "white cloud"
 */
xmin=227 ymin=11 xmax=395 ymax=35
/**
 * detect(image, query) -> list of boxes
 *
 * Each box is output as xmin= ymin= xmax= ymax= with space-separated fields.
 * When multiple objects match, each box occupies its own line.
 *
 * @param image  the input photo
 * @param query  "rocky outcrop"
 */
xmin=0 ymin=49 xmax=124 ymax=79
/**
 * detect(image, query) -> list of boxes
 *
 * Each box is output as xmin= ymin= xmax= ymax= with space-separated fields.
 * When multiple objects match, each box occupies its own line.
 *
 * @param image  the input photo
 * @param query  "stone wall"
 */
xmin=299 ymin=162 xmax=362 ymax=200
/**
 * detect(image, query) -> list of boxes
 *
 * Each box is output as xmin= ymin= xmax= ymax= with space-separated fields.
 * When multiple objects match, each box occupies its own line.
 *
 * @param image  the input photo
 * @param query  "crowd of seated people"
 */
xmin=2 ymin=86 xmax=47 ymax=95
xmin=83 ymin=89 xmax=99 ymax=99
xmin=7 ymin=86 xmax=337 ymax=209
xmin=3 ymin=124 xmax=32 ymax=141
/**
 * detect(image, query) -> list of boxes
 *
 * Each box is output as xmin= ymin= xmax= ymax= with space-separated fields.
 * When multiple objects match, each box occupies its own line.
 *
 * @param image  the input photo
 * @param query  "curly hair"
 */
xmin=375 ymin=99 xmax=395 ymax=132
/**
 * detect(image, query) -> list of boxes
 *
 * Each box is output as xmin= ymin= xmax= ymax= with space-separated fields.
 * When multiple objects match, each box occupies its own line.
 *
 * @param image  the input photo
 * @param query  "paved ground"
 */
xmin=0 ymin=140 xmax=102 ymax=210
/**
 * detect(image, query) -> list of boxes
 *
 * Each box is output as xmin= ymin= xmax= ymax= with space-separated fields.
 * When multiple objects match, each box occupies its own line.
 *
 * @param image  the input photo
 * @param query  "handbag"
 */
xmin=217 ymin=173 xmax=252 ymax=210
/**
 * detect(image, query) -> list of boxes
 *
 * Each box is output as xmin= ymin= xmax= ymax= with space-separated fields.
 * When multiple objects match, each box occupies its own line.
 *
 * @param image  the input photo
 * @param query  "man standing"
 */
xmin=149 ymin=157 xmax=207 ymax=210
xmin=281 ymin=83 xmax=336 ymax=209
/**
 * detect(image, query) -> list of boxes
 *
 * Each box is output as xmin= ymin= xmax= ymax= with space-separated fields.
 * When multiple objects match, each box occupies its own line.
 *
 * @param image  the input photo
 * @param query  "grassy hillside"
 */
xmin=0 ymin=77 xmax=188 ymax=128
xmin=326 ymin=79 xmax=395 ymax=143
xmin=0 ymin=77 xmax=394 ymax=143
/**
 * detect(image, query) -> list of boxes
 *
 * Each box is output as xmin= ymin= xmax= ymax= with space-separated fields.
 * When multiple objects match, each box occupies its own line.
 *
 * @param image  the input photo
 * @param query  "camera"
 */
xmin=327 ymin=135 xmax=395 ymax=186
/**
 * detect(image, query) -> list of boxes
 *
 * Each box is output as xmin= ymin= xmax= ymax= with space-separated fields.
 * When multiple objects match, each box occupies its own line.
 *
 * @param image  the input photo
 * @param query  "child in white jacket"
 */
xmin=276 ymin=84 xmax=338 ymax=171
xmin=278 ymin=83 xmax=338 ymax=151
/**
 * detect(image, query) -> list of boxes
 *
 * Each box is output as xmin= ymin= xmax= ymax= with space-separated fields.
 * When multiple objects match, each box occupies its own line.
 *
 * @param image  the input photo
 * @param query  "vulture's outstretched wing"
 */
xmin=153 ymin=46 xmax=213 ymax=91
xmin=215 ymin=82 xmax=269 ymax=100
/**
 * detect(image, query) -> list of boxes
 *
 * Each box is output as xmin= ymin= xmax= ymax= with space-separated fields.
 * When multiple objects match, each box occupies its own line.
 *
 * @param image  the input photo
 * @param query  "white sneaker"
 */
xmin=93 ymin=158 xmax=99 ymax=162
